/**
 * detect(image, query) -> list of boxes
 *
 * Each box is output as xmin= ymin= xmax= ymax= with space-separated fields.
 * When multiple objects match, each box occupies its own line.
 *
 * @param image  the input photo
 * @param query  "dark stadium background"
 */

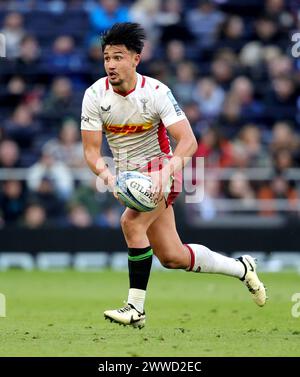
xmin=0 ymin=0 xmax=300 ymax=271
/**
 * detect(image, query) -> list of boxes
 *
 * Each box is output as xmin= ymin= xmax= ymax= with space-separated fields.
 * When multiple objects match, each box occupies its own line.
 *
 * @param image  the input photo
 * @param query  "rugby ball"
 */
xmin=116 ymin=171 xmax=158 ymax=212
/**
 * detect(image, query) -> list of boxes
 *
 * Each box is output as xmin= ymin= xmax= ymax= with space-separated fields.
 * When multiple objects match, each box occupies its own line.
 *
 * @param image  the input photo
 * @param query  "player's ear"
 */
xmin=134 ymin=53 xmax=141 ymax=67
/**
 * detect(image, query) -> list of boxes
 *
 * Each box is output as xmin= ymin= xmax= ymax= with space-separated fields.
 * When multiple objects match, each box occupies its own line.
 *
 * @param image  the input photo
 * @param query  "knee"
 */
xmin=120 ymin=212 xmax=145 ymax=240
xmin=159 ymin=255 xmax=179 ymax=269
xmin=120 ymin=212 xmax=133 ymax=236
xmin=120 ymin=212 xmax=129 ymax=231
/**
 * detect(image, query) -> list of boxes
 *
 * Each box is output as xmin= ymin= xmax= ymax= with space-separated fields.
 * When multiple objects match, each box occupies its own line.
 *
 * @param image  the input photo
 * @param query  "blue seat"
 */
xmin=25 ymin=11 xmax=59 ymax=35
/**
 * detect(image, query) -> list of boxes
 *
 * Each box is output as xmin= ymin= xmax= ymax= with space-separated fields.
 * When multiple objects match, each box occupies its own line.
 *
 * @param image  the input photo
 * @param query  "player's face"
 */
xmin=104 ymin=45 xmax=140 ymax=87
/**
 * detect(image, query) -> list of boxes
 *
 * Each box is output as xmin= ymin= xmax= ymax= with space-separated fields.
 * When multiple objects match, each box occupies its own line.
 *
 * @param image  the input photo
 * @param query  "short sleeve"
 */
xmin=155 ymin=84 xmax=187 ymax=127
xmin=81 ymin=89 xmax=103 ymax=131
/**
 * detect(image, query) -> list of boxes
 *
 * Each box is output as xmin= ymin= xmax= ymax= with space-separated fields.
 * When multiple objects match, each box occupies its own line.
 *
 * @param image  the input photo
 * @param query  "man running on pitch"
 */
xmin=81 ymin=22 xmax=266 ymax=329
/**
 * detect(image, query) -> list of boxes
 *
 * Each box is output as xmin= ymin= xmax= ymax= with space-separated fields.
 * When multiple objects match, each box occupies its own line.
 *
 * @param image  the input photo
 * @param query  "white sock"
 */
xmin=127 ymin=288 xmax=146 ymax=313
xmin=185 ymin=244 xmax=245 ymax=278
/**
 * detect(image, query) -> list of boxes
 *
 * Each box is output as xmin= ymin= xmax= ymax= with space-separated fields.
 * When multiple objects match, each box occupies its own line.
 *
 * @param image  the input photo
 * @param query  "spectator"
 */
xmin=231 ymin=142 xmax=253 ymax=169
xmin=216 ymin=15 xmax=246 ymax=52
xmin=27 ymin=176 xmax=66 ymax=221
xmin=273 ymin=148 xmax=295 ymax=174
xmin=87 ymin=38 xmax=106 ymax=81
xmin=0 ymin=180 xmax=26 ymax=224
xmin=42 ymin=118 xmax=84 ymax=168
xmin=211 ymin=57 xmax=235 ymax=90
xmin=233 ymin=124 xmax=271 ymax=168
xmin=230 ymin=76 xmax=264 ymax=121
xmin=182 ymin=101 xmax=207 ymax=139
xmin=129 ymin=0 xmax=161 ymax=43
xmin=0 ymin=12 xmax=25 ymax=58
xmin=252 ymin=15 xmax=284 ymax=47
xmin=226 ymin=171 xmax=256 ymax=213
xmin=192 ymin=77 xmax=225 ymax=117
xmin=45 ymin=35 xmax=84 ymax=73
xmin=22 ymin=203 xmax=47 ymax=229
xmin=265 ymin=77 xmax=299 ymax=122
xmin=267 ymin=54 xmax=293 ymax=80
xmin=147 ymin=60 xmax=172 ymax=85
xmin=14 ymin=35 xmax=41 ymax=84
xmin=239 ymin=42 xmax=264 ymax=69
xmin=138 ymin=39 xmax=155 ymax=75
xmin=4 ymin=104 xmax=40 ymax=151
xmin=71 ymin=177 xmax=116 ymax=219
xmin=23 ymin=90 xmax=43 ymax=117
xmin=215 ymin=94 xmax=243 ymax=138
xmin=194 ymin=127 xmax=233 ymax=168
xmin=67 ymin=203 xmax=93 ymax=228
xmin=42 ymin=77 xmax=79 ymax=126
xmin=0 ymin=140 xmax=20 ymax=168
xmin=172 ymin=61 xmax=197 ymax=105
xmin=269 ymin=121 xmax=299 ymax=155
xmin=165 ymin=40 xmax=186 ymax=72
xmin=193 ymin=178 xmax=222 ymax=222
xmin=156 ymin=0 xmax=193 ymax=45
xmin=27 ymin=150 xmax=74 ymax=200
xmin=186 ymin=0 xmax=224 ymax=47
xmin=264 ymin=0 xmax=294 ymax=30
xmin=1 ymin=76 xmax=27 ymax=111
xmin=257 ymin=174 xmax=298 ymax=217
xmin=7 ymin=75 xmax=26 ymax=96
xmin=89 ymin=0 xmax=129 ymax=36
xmin=96 ymin=207 xmax=121 ymax=228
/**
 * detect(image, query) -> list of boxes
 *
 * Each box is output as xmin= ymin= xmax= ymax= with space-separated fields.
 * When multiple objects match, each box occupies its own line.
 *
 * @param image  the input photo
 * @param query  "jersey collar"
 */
xmin=105 ymin=73 xmax=145 ymax=97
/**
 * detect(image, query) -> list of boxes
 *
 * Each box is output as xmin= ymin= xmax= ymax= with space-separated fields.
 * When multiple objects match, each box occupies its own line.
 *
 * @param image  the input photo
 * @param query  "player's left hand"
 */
xmin=147 ymin=169 xmax=170 ymax=201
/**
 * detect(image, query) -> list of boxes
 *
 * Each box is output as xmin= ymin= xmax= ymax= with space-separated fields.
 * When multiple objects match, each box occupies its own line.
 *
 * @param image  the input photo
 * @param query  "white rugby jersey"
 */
xmin=81 ymin=73 xmax=187 ymax=171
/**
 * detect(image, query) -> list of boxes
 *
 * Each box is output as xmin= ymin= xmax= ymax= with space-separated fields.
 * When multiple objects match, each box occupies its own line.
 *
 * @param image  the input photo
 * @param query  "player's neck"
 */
xmin=115 ymin=73 xmax=137 ymax=94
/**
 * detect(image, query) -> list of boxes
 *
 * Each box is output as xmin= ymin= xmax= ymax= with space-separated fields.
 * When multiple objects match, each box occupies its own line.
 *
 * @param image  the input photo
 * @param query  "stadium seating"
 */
xmin=0 ymin=0 xmax=300 ymax=233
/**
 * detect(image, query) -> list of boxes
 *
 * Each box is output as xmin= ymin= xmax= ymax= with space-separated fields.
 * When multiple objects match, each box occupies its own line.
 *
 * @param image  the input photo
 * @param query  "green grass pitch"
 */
xmin=0 ymin=269 xmax=299 ymax=356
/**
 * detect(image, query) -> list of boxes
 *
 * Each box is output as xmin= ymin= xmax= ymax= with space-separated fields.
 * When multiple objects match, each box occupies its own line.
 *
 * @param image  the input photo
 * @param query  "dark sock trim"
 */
xmin=128 ymin=249 xmax=153 ymax=261
xmin=128 ymin=246 xmax=152 ymax=257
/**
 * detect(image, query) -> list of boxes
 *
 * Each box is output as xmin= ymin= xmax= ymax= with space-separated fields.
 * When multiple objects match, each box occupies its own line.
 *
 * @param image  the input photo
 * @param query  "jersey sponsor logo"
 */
xmin=101 ymin=105 xmax=111 ymax=112
xmin=104 ymin=122 xmax=153 ymax=135
xmin=167 ymin=90 xmax=182 ymax=116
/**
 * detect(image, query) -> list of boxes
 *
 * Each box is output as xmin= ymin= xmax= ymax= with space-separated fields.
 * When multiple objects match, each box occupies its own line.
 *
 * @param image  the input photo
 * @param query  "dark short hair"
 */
xmin=101 ymin=22 xmax=146 ymax=54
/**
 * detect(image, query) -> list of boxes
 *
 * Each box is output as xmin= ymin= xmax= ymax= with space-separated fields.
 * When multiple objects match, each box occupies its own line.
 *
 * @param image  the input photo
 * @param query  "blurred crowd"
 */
xmin=0 ymin=0 xmax=300 ymax=228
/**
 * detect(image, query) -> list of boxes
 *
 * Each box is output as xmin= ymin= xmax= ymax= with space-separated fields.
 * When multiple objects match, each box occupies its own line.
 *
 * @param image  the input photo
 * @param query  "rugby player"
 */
xmin=81 ymin=23 xmax=266 ymax=329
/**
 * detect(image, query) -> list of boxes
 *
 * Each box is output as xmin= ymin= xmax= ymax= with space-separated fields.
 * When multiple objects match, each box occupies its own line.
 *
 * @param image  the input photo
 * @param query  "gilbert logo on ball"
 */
xmin=116 ymin=171 xmax=157 ymax=212
xmin=129 ymin=180 xmax=158 ymax=205
xmin=0 ymin=33 xmax=6 ymax=58
xmin=0 ymin=293 xmax=6 ymax=317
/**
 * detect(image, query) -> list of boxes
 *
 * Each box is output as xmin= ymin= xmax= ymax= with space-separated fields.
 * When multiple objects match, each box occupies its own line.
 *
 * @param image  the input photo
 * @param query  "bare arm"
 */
xmin=81 ymin=130 xmax=115 ymax=189
xmin=149 ymin=119 xmax=197 ymax=196
xmin=164 ymin=118 xmax=198 ymax=175
xmin=154 ymin=85 xmax=197 ymax=180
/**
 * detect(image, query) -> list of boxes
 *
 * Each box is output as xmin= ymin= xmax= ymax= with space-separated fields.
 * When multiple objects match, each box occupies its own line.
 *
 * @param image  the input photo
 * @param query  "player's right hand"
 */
xmin=111 ymin=177 xmax=125 ymax=205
